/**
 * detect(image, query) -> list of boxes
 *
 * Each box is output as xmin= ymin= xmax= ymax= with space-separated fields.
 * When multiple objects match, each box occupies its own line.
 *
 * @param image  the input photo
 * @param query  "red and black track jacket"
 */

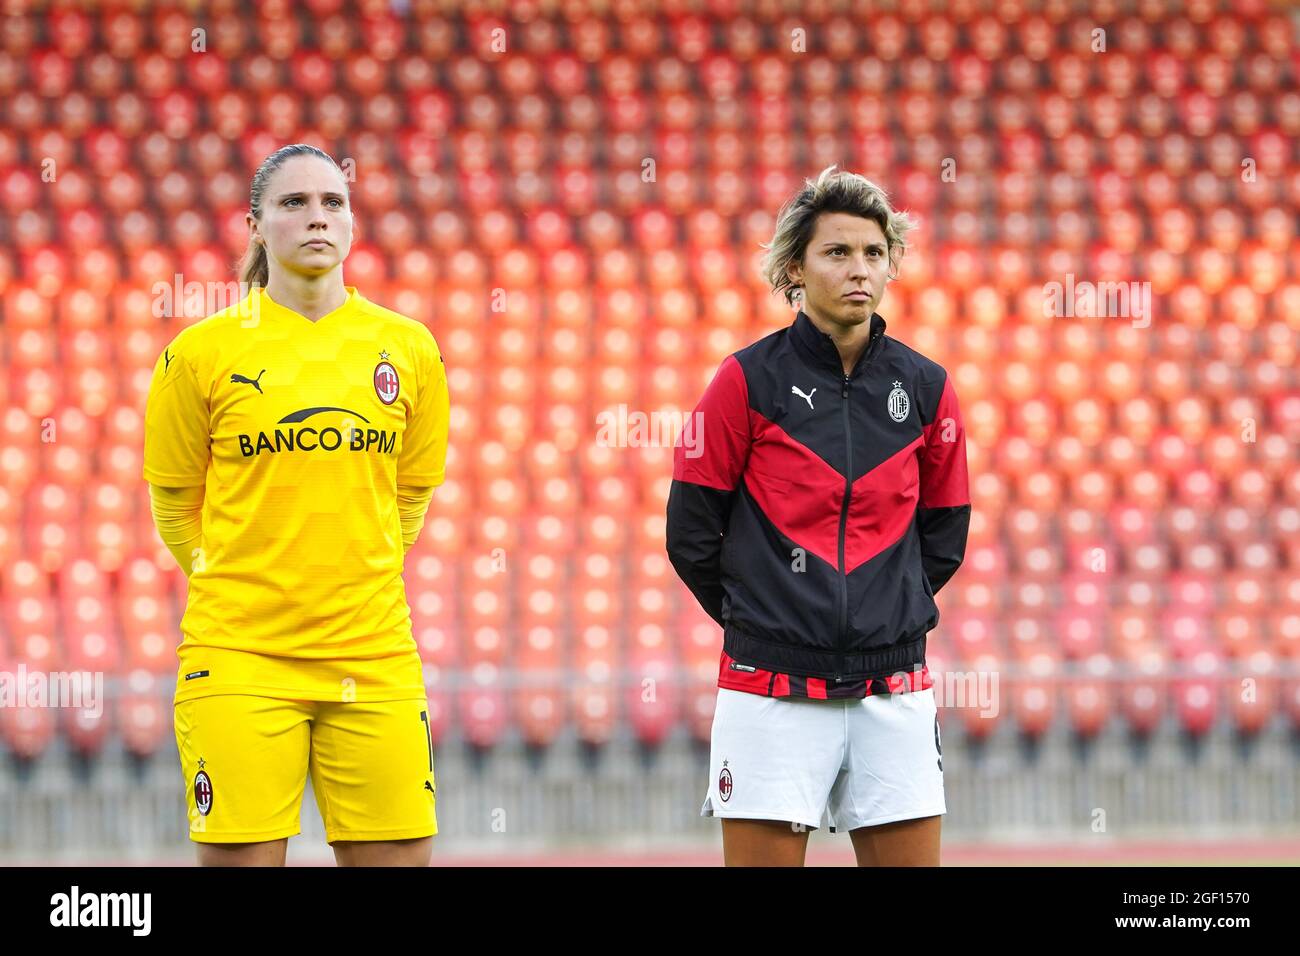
xmin=667 ymin=310 xmax=970 ymax=700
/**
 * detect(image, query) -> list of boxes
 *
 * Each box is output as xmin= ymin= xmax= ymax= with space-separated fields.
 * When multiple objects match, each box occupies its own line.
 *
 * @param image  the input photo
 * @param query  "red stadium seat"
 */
xmin=1066 ymin=659 xmax=1112 ymax=738
xmin=63 ymin=700 xmax=111 ymax=757
xmin=515 ymin=624 xmax=565 ymax=747
xmin=118 ymin=671 xmax=167 ymax=758
xmin=950 ymin=651 xmax=1004 ymax=741
xmin=119 ymin=592 xmax=175 ymax=674
xmin=0 ymin=698 xmax=56 ymax=760
xmin=3 ymin=7 xmax=1296 ymax=759
xmin=626 ymin=623 xmax=681 ymax=742
xmin=1227 ymin=650 xmax=1277 ymax=735
xmin=1011 ymin=649 xmax=1058 ymax=738
xmin=1173 ymin=671 xmax=1220 ymax=737
xmin=458 ymin=664 xmax=507 ymax=750
xmin=571 ymin=624 xmax=618 ymax=746
xmin=1118 ymin=642 xmax=1169 ymax=734
xmin=421 ymin=667 xmax=451 ymax=746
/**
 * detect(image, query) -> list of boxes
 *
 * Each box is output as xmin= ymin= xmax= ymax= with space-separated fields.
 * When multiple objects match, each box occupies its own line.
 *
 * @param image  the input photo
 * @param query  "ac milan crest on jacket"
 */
xmin=667 ymin=310 xmax=970 ymax=699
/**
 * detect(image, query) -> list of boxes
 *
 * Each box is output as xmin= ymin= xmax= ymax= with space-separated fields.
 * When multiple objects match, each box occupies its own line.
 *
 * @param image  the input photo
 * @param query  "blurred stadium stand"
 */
xmin=1 ymin=0 xmax=1298 ymax=859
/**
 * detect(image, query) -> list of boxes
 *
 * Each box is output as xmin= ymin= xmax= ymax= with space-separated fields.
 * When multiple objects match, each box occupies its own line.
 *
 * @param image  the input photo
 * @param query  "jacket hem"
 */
xmin=723 ymin=622 xmax=929 ymax=682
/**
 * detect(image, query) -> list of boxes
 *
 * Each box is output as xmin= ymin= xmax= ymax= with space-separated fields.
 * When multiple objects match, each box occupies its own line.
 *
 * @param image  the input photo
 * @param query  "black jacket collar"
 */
xmin=789 ymin=309 xmax=887 ymax=378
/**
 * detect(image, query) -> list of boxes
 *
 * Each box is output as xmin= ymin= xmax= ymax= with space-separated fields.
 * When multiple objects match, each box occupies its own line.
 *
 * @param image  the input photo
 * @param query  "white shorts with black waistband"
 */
xmin=700 ymin=686 xmax=946 ymax=832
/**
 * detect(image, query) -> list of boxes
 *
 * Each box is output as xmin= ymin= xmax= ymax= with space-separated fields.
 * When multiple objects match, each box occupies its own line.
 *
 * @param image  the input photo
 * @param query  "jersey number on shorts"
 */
xmin=419 ymin=709 xmax=433 ymax=772
xmin=934 ymin=715 xmax=943 ymax=772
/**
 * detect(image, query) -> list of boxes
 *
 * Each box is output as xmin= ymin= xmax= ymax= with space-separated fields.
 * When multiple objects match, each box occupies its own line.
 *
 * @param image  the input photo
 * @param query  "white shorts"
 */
xmin=701 ymin=687 xmax=946 ymax=832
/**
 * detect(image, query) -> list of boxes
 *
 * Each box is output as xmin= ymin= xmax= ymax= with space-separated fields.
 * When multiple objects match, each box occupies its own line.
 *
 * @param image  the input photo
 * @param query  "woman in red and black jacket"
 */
xmin=667 ymin=166 xmax=969 ymax=867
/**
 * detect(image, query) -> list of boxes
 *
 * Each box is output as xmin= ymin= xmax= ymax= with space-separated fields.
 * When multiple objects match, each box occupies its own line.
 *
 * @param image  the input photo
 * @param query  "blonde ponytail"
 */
xmin=237 ymin=238 xmax=268 ymax=290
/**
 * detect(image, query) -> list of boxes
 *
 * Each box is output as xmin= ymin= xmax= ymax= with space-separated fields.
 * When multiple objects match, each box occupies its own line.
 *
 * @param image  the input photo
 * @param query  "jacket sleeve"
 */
xmin=666 ymin=354 xmax=752 ymax=627
xmin=917 ymin=372 xmax=970 ymax=595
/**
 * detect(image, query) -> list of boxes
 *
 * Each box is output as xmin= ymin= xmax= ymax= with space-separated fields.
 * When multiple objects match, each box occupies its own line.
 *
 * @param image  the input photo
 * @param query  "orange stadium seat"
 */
xmin=0 ymin=3 xmax=1295 ymax=755
xmin=117 ymin=671 xmax=168 ymax=757
xmin=572 ymin=624 xmax=618 ymax=746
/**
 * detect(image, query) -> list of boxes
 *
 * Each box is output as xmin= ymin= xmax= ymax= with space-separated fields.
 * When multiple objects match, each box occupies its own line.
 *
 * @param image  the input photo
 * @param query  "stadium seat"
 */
xmin=458 ymin=663 xmax=507 ymax=750
xmin=2 ymin=4 xmax=1295 ymax=761
xmin=117 ymin=671 xmax=167 ymax=757
xmin=0 ymin=699 xmax=56 ymax=760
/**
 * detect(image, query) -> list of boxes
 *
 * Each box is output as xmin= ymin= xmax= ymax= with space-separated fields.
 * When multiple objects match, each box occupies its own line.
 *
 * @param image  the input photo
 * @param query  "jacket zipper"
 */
xmin=836 ymin=373 xmax=852 ymax=681
xmin=835 ymin=328 xmax=882 ymax=682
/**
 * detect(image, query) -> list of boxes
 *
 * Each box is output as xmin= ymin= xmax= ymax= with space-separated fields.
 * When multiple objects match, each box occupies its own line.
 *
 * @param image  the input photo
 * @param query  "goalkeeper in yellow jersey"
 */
xmin=143 ymin=144 xmax=448 ymax=866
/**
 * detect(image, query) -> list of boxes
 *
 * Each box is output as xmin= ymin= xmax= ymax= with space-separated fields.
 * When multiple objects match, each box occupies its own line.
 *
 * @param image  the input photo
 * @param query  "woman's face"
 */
xmin=786 ymin=211 xmax=893 ymax=331
xmin=248 ymin=154 xmax=354 ymax=280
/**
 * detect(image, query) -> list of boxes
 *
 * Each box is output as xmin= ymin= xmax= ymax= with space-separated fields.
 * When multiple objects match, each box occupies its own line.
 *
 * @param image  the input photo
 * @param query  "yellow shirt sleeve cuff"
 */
xmin=148 ymin=482 xmax=205 ymax=576
xmin=396 ymin=484 xmax=436 ymax=554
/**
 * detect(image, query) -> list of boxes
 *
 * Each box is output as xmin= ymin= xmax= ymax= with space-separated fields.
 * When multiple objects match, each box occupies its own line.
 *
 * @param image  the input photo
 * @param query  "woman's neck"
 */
xmin=804 ymin=305 xmax=874 ymax=376
xmin=263 ymin=270 xmax=348 ymax=322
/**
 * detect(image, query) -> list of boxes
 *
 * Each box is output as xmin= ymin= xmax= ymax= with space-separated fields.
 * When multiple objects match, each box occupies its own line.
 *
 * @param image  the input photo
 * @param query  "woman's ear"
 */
xmin=785 ymin=257 xmax=803 ymax=288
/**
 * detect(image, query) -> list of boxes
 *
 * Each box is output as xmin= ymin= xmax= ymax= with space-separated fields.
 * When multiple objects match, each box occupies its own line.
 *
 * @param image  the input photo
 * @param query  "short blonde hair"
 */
xmin=760 ymin=165 xmax=917 ymax=306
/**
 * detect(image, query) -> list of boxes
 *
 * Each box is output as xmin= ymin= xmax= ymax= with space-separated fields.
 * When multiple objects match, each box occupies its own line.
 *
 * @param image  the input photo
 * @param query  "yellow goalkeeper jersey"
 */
xmin=142 ymin=286 xmax=448 ymax=704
